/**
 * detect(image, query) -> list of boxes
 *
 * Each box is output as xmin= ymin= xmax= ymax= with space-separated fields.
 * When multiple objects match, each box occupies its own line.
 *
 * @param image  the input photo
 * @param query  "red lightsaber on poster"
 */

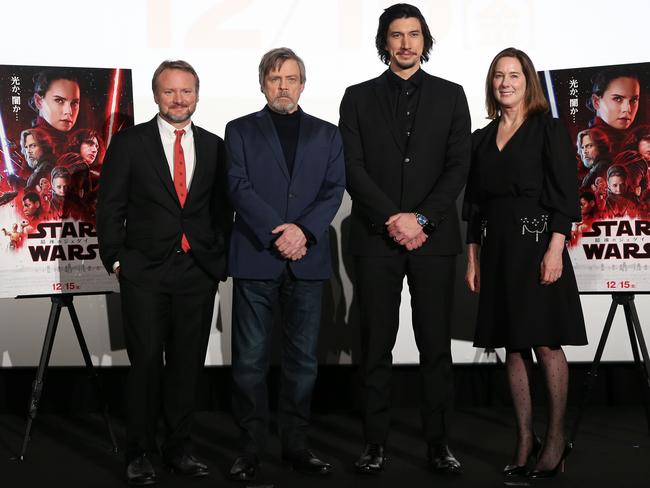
xmin=105 ymin=68 xmax=122 ymax=147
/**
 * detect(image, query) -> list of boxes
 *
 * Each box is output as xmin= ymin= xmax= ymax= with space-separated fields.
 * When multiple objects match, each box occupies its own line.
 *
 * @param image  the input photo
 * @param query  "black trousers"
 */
xmin=119 ymin=251 xmax=217 ymax=463
xmin=354 ymin=253 xmax=455 ymax=446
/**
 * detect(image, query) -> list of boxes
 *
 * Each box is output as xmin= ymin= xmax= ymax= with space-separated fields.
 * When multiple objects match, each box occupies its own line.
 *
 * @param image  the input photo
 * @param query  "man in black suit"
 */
xmin=338 ymin=3 xmax=471 ymax=475
xmin=97 ymin=60 xmax=231 ymax=485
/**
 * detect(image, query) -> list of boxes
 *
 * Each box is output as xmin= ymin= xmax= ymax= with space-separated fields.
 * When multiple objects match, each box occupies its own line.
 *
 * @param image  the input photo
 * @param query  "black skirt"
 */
xmin=473 ymin=196 xmax=587 ymax=349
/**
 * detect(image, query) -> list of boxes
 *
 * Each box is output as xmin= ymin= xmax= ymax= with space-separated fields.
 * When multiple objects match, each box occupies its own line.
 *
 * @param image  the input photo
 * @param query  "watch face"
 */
xmin=416 ymin=214 xmax=427 ymax=226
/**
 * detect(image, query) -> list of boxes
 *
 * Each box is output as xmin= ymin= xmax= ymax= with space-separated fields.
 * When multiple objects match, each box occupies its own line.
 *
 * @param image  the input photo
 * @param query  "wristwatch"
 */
xmin=414 ymin=212 xmax=435 ymax=236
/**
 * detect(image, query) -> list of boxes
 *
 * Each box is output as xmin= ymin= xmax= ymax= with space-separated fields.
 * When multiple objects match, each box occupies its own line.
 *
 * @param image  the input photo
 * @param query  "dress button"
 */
xmin=289 ymin=193 xmax=295 ymax=198
xmin=404 ymin=157 xmax=410 ymax=163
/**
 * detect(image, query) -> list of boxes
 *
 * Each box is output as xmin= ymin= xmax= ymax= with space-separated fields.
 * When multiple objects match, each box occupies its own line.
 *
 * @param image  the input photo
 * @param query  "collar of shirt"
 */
xmin=386 ymin=67 xmax=423 ymax=93
xmin=157 ymin=114 xmax=193 ymax=141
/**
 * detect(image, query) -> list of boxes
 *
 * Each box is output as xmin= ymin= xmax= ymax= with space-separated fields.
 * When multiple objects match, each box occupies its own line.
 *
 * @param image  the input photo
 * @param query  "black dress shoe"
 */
xmin=354 ymin=443 xmax=386 ymax=474
xmin=283 ymin=449 xmax=333 ymax=475
xmin=229 ymin=455 xmax=259 ymax=481
xmin=164 ymin=453 xmax=209 ymax=477
xmin=427 ymin=444 xmax=461 ymax=475
xmin=126 ymin=454 xmax=157 ymax=486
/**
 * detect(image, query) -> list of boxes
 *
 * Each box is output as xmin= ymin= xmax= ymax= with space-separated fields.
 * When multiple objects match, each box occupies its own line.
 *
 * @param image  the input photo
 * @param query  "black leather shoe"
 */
xmin=354 ymin=443 xmax=386 ymax=474
xmin=126 ymin=454 xmax=157 ymax=486
xmin=229 ymin=455 xmax=259 ymax=481
xmin=427 ymin=444 xmax=461 ymax=475
xmin=164 ymin=453 xmax=209 ymax=477
xmin=283 ymin=449 xmax=333 ymax=475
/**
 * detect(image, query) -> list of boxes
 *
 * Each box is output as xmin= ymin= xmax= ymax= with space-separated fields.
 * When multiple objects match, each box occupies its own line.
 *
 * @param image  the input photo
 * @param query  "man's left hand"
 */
xmin=272 ymin=223 xmax=307 ymax=259
xmin=386 ymin=213 xmax=423 ymax=244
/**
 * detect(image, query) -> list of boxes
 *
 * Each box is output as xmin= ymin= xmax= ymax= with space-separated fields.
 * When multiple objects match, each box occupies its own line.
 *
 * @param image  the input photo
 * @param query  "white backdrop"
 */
xmin=1 ymin=0 xmax=649 ymax=366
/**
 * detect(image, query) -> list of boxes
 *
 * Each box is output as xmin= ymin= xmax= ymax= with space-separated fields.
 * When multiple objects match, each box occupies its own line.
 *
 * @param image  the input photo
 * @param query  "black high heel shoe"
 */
xmin=503 ymin=435 xmax=542 ymax=476
xmin=527 ymin=442 xmax=573 ymax=479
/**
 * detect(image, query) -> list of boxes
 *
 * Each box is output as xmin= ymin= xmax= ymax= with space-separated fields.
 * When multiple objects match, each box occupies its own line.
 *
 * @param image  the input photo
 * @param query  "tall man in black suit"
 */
xmin=339 ymin=3 xmax=471 ymax=475
xmin=97 ymin=60 xmax=231 ymax=485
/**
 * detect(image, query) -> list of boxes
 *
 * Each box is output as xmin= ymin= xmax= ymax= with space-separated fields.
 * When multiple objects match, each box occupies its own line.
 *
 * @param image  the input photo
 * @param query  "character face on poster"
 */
xmin=0 ymin=65 xmax=133 ymax=298
xmin=541 ymin=62 xmax=650 ymax=292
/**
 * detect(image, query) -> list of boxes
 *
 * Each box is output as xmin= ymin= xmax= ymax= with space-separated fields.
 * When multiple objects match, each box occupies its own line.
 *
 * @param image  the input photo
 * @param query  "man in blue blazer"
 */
xmin=225 ymin=48 xmax=345 ymax=480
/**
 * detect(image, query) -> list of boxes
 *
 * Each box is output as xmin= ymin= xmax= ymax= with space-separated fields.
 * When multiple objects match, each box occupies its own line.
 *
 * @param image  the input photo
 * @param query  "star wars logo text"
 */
xmin=582 ymin=220 xmax=650 ymax=259
xmin=27 ymin=222 xmax=98 ymax=261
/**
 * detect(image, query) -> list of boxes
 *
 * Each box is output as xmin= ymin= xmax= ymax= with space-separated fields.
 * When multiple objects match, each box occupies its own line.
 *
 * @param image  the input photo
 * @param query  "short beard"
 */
xmin=392 ymin=58 xmax=419 ymax=71
xmin=160 ymin=106 xmax=194 ymax=125
xmin=269 ymin=99 xmax=296 ymax=114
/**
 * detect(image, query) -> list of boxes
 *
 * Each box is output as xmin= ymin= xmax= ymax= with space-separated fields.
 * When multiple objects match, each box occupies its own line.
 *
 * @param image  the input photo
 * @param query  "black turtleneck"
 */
xmin=266 ymin=105 xmax=301 ymax=176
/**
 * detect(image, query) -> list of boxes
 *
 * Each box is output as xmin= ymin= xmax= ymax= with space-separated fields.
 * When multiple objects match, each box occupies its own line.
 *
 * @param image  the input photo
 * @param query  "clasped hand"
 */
xmin=272 ymin=223 xmax=307 ymax=261
xmin=386 ymin=213 xmax=428 ymax=251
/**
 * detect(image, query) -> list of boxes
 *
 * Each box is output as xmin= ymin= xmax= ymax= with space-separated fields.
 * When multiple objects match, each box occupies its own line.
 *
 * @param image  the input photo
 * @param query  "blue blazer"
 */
xmin=225 ymin=107 xmax=345 ymax=280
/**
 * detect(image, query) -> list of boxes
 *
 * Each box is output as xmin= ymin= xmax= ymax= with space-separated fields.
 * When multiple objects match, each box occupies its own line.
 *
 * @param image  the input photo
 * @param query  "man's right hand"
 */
xmin=287 ymin=245 xmax=308 ymax=261
xmin=404 ymin=230 xmax=428 ymax=251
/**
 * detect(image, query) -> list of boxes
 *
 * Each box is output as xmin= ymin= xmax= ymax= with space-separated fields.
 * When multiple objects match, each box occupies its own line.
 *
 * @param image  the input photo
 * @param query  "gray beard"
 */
xmin=269 ymin=97 xmax=296 ymax=114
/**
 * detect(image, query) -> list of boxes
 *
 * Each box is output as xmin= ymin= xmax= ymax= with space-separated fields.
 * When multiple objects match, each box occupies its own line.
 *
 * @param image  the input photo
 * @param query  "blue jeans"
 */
xmin=231 ymin=269 xmax=324 ymax=454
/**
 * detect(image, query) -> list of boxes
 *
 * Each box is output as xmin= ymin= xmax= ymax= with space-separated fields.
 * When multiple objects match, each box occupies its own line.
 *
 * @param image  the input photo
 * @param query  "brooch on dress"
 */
xmin=520 ymin=215 xmax=548 ymax=242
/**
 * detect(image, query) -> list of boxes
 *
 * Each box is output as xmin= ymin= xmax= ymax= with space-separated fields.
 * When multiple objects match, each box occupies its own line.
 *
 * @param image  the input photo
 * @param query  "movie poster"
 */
xmin=540 ymin=62 xmax=650 ymax=293
xmin=0 ymin=65 xmax=133 ymax=298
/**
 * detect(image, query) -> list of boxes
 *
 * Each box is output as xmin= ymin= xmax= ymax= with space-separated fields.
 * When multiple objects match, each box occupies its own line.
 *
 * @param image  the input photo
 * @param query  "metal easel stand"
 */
xmin=16 ymin=294 xmax=118 ymax=461
xmin=570 ymin=292 xmax=650 ymax=443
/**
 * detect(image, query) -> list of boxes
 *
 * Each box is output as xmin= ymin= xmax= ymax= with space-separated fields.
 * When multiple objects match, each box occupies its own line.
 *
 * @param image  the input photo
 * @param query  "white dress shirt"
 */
xmin=156 ymin=114 xmax=196 ymax=189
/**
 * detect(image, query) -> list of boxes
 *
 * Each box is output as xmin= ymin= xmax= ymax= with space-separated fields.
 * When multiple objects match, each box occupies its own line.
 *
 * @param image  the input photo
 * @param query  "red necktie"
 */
xmin=174 ymin=129 xmax=190 ymax=252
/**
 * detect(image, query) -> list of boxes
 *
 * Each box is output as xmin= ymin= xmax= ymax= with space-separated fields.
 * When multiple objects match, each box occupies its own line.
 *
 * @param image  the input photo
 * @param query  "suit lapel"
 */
xmin=186 ymin=123 xmax=203 ymax=205
xmin=141 ymin=116 xmax=178 ymax=203
xmin=373 ymin=73 xmax=405 ymax=154
xmin=292 ymin=111 xmax=315 ymax=179
xmin=254 ymin=109 xmax=290 ymax=181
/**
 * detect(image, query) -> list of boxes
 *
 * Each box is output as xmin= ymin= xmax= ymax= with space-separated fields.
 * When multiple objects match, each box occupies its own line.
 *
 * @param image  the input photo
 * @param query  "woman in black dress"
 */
xmin=463 ymin=48 xmax=587 ymax=478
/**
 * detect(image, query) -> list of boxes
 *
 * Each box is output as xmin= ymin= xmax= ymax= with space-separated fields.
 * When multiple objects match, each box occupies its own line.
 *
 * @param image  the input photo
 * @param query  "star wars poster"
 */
xmin=0 ymin=65 xmax=133 ymax=298
xmin=540 ymin=61 xmax=650 ymax=293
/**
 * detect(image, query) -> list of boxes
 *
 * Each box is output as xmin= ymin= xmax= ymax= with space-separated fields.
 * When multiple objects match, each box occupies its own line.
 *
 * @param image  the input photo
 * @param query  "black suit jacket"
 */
xmin=96 ymin=116 xmax=232 ymax=288
xmin=339 ymin=69 xmax=471 ymax=256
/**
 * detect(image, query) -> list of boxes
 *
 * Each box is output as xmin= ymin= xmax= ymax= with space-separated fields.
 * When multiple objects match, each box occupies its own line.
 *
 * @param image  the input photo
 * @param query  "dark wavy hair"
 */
xmin=64 ymin=128 xmax=103 ymax=154
xmin=29 ymin=68 xmax=80 ymax=113
xmin=375 ymin=3 xmax=434 ymax=66
xmin=623 ymin=124 xmax=650 ymax=152
xmin=586 ymin=67 xmax=640 ymax=113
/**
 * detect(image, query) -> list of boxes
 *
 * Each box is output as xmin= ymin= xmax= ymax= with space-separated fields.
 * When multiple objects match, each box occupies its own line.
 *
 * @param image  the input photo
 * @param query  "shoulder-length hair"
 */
xmin=375 ymin=3 xmax=434 ymax=66
xmin=485 ymin=47 xmax=549 ymax=119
